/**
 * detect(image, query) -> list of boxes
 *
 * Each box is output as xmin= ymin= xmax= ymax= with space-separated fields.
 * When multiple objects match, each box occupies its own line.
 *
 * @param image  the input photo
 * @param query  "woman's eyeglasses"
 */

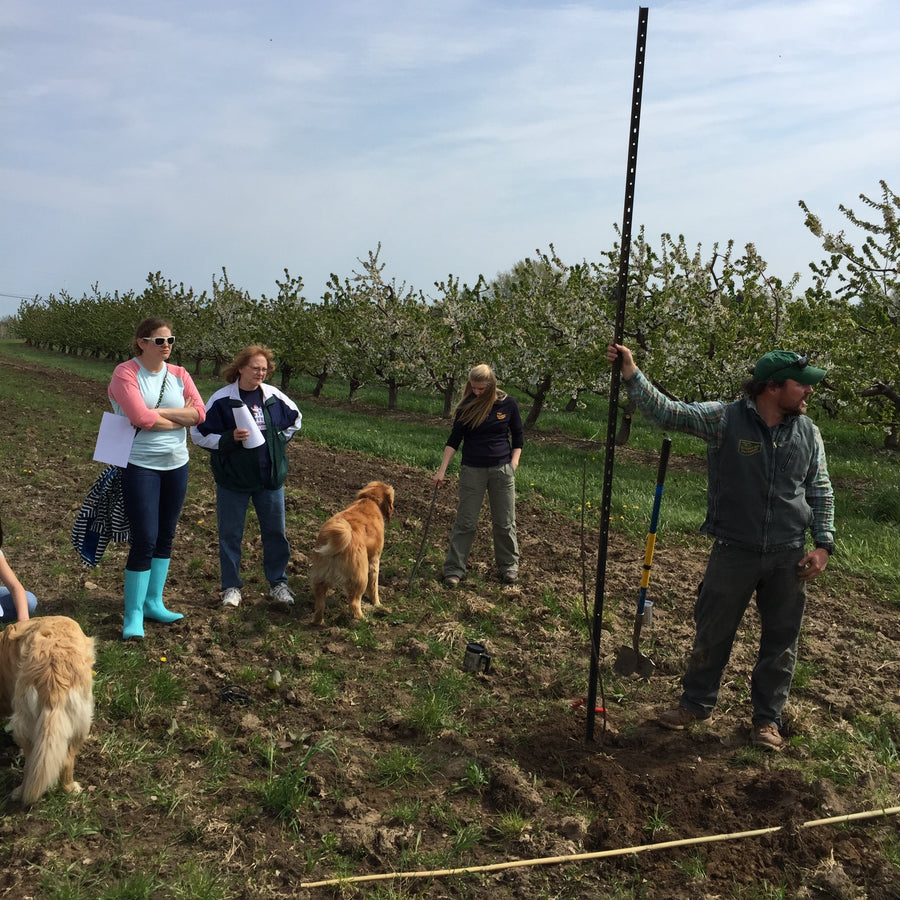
xmin=142 ymin=336 xmax=175 ymax=346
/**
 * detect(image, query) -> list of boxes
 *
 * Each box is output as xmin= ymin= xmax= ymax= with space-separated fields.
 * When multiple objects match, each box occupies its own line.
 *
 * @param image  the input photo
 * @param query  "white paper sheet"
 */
xmin=93 ymin=411 xmax=137 ymax=467
xmin=232 ymin=403 xmax=266 ymax=448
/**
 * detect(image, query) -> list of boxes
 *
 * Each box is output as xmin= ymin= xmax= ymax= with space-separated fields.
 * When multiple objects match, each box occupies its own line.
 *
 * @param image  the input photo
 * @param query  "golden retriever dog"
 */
xmin=309 ymin=481 xmax=395 ymax=625
xmin=0 ymin=616 xmax=95 ymax=804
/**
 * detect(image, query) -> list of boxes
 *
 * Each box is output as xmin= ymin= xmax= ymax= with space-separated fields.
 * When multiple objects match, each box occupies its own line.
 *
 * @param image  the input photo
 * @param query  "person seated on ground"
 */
xmin=0 ymin=516 xmax=37 ymax=623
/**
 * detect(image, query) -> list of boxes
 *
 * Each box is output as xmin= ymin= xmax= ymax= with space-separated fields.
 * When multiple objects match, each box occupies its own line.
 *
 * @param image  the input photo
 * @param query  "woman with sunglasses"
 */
xmin=191 ymin=345 xmax=302 ymax=610
xmin=107 ymin=317 xmax=206 ymax=639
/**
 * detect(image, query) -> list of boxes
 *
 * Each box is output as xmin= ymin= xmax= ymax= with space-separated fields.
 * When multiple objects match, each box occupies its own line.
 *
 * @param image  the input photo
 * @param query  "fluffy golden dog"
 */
xmin=309 ymin=481 xmax=395 ymax=624
xmin=0 ymin=616 xmax=95 ymax=804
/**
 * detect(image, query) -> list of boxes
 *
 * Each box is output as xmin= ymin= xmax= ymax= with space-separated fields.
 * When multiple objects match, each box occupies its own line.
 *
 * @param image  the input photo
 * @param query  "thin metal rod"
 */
xmin=586 ymin=6 xmax=649 ymax=742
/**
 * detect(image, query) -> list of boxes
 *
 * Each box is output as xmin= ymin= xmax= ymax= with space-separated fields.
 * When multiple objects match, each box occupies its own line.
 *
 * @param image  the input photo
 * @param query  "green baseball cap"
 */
xmin=753 ymin=351 xmax=826 ymax=385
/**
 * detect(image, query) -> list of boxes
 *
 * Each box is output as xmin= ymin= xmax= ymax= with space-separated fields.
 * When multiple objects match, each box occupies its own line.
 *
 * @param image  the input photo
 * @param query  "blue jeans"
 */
xmin=121 ymin=463 xmax=189 ymax=571
xmin=443 ymin=463 xmax=518 ymax=579
xmin=216 ymin=484 xmax=290 ymax=590
xmin=680 ymin=541 xmax=807 ymax=727
xmin=0 ymin=587 xmax=37 ymax=622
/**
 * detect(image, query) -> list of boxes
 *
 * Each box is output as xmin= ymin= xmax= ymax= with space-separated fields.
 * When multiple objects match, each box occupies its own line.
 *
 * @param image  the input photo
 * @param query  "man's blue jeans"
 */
xmin=680 ymin=541 xmax=807 ymax=728
xmin=122 ymin=463 xmax=189 ymax=571
xmin=216 ymin=484 xmax=290 ymax=590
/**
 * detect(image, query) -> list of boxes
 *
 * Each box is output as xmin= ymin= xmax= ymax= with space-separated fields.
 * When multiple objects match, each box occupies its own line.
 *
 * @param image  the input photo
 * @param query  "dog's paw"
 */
xmin=63 ymin=781 xmax=83 ymax=795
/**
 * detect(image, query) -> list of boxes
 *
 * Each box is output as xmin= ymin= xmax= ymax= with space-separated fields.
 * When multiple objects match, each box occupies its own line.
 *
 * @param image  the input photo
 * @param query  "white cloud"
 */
xmin=1 ymin=0 xmax=898 ymax=318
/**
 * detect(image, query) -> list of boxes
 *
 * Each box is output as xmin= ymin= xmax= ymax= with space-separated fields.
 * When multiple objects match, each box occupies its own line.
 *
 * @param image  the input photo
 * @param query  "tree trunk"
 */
xmin=388 ymin=380 xmax=399 ymax=410
xmin=615 ymin=399 xmax=637 ymax=446
xmin=523 ymin=373 xmax=552 ymax=429
xmin=442 ymin=386 xmax=454 ymax=418
xmin=279 ymin=364 xmax=293 ymax=392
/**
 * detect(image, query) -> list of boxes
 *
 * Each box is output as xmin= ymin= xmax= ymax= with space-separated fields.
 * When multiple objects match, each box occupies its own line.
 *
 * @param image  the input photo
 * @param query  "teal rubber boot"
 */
xmin=123 ymin=568 xmax=151 ymax=640
xmin=143 ymin=557 xmax=183 ymax=624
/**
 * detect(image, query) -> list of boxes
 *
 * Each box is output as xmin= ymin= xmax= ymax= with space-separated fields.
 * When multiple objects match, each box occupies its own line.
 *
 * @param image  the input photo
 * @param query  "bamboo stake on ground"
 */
xmin=300 ymin=805 xmax=900 ymax=890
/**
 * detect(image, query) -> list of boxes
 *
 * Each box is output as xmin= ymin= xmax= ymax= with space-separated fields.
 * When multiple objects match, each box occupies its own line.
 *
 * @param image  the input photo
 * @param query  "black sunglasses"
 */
xmin=790 ymin=353 xmax=808 ymax=369
xmin=142 ymin=336 xmax=175 ymax=346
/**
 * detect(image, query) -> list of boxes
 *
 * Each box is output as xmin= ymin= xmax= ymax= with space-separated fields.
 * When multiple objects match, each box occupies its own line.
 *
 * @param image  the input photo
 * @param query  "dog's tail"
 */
xmin=16 ymin=686 xmax=93 ymax=805
xmin=313 ymin=519 xmax=354 ymax=557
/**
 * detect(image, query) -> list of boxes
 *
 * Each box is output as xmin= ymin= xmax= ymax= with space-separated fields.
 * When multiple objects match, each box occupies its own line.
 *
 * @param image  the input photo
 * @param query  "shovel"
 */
xmin=614 ymin=437 xmax=671 ymax=680
xmin=408 ymin=486 xmax=438 ymax=588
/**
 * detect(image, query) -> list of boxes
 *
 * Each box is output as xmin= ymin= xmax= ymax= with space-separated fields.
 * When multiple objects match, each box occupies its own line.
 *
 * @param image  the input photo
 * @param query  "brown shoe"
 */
xmin=752 ymin=722 xmax=783 ymax=752
xmin=657 ymin=706 xmax=708 ymax=730
xmin=443 ymin=576 xmax=460 ymax=589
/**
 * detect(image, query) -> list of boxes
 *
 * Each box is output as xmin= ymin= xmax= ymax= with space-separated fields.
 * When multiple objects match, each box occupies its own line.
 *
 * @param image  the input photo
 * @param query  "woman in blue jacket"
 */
xmin=191 ymin=345 xmax=302 ymax=610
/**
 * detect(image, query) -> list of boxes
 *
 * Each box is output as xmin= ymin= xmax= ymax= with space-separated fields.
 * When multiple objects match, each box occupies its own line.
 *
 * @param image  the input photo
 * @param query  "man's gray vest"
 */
xmin=702 ymin=399 xmax=819 ymax=551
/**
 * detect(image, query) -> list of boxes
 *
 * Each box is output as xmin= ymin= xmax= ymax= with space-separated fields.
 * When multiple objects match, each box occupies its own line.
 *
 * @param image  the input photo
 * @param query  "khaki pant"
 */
xmin=443 ymin=463 xmax=518 ymax=579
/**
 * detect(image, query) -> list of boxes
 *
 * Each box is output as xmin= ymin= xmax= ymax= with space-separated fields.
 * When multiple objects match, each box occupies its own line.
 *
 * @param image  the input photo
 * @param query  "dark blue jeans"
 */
xmin=680 ymin=541 xmax=807 ymax=728
xmin=216 ymin=484 xmax=290 ymax=590
xmin=122 ymin=463 xmax=189 ymax=571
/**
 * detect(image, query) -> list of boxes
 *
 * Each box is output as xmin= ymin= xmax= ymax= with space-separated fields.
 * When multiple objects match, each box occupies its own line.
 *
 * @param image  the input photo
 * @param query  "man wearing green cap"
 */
xmin=606 ymin=344 xmax=835 ymax=751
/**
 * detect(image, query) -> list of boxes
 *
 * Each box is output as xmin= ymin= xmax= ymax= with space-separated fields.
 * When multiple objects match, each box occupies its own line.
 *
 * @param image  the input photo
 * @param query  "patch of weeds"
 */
xmin=309 ymin=667 xmax=342 ymax=701
xmin=803 ymin=729 xmax=869 ymax=786
xmin=404 ymin=690 xmax=458 ymax=738
xmin=491 ymin=808 xmax=531 ymax=840
xmin=170 ymin=862 xmax=234 ymax=900
xmin=420 ymin=634 xmax=451 ymax=661
xmin=349 ymin=619 xmax=378 ymax=650
xmin=402 ymin=669 xmax=470 ymax=738
xmin=449 ymin=822 xmax=483 ymax=856
xmin=855 ymin=712 xmax=899 ymax=770
xmin=47 ymin=809 xmax=100 ymax=841
xmin=197 ymin=732 xmax=237 ymax=788
xmin=674 ymin=850 xmax=708 ymax=879
xmin=451 ymin=759 xmax=490 ymax=794
xmin=374 ymin=745 xmax=432 ymax=788
xmin=148 ymin=665 xmax=186 ymax=705
xmin=94 ymin=731 xmax=159 ymax=776
xmin=384 ymin=797 xmax=423 ymax=824
xmin=93 ymin=643 xmax=186 ymax=723
xmin=459 ymin=611 xmax=498 ymax=638
xmin=247 ymin=732 xmax=276 ymax=769
xmin=549 ymin=785 xmax=583 ymax=813
xmin=643 ymin=803 xmax=673 ymax=839
xmin=790 ymin=659 xmax=818 ymax=693
xmin=882 ymin=829 xmax=900 ymax=870
xmin=39 ymin=863 xmax=166 ymax=900
xmin=258 ymin=734 xmax=338 ymax=826
xmin=233 ymin=665 xmax=260 ymax=685
xmin=729 ymin=880 xmax=788 ymax=899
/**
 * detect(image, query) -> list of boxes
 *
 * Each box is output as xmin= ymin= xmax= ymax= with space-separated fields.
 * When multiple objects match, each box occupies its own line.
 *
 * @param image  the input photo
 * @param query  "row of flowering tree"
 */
xmin=11 ymin=183 xmax=899 ymax=441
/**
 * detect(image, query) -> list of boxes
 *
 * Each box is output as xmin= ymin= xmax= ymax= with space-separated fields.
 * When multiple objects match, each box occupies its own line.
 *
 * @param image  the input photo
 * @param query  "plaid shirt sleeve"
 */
xmin=623 ymin=370 xmax=726 ymax=445
xmin=807 ymin=425 xmax=836 ymax=546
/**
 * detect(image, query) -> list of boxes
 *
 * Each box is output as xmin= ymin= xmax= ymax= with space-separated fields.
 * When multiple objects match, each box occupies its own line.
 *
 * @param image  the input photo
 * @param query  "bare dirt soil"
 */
xmin=1 ymin=353 xmax=899 ymax=899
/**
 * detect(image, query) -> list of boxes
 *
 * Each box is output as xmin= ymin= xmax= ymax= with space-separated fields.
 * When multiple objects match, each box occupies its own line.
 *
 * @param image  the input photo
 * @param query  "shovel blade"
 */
xmin=613 ymin=645 xmax=655 ymax=680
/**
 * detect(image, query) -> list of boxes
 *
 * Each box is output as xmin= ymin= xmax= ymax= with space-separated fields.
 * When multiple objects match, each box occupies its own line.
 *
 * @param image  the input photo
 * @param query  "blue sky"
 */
xmin=2 ymin=0 xmax=898 ymax=319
